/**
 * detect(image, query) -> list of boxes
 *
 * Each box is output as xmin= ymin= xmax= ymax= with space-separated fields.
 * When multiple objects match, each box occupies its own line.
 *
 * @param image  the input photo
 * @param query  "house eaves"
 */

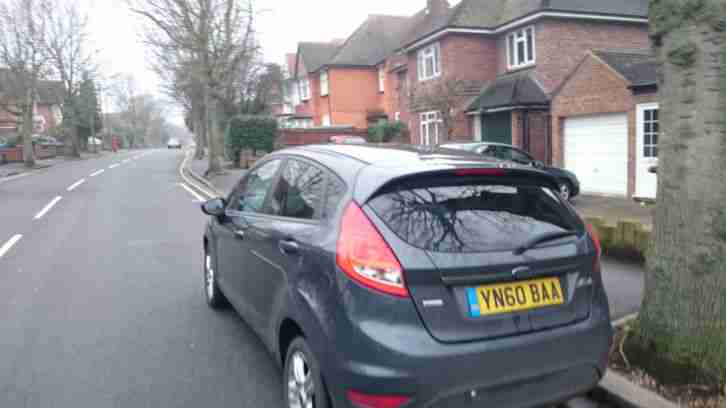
xmin=401 ymin=10 xmax=648 ymax=52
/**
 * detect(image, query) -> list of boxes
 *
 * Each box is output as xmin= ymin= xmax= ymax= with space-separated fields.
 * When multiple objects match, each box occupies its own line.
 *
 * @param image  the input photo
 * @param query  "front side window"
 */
xmin=420 ymin=111 xmax=441 ymax=145
xmin=230 ymin=159 xmax=282 ymax=214
xmin=320 ymin=70 xmax=329 ymax=96
xmin=271 ymin=159 xmax=326 ymax=220
xmin=506 ymin=26 xmax=535 ymax=69
xmin=417 ymin=42 xmax=441 ymax=81
xmin=643 ymin=108 xmax=659 ymax=158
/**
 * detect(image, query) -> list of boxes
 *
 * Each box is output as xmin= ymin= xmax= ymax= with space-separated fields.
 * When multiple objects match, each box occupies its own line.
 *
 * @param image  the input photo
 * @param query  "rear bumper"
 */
xmin=321 ymin=284 xmax=612 ymax=408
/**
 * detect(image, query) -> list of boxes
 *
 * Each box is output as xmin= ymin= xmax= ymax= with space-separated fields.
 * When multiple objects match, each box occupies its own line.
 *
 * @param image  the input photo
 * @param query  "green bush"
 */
xmin=368 ymin=121 xmax=408 ymax=143
xmin=225 ymin=115 xmax=278 ymax=162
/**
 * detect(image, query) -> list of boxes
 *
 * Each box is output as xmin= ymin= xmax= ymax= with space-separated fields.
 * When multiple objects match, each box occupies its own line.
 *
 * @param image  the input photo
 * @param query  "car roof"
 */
xmin=271 ymin=144 xmax=557 ymax=203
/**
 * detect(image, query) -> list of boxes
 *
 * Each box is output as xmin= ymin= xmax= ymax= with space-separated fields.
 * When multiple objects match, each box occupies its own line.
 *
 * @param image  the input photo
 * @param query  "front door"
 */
xmin=636 ymin=103 xmax=659 ymax=199
xmin=483 ymin=111 xmax=512 ymax=144
xmin=218 ymin=158 xmax=282 ymax=330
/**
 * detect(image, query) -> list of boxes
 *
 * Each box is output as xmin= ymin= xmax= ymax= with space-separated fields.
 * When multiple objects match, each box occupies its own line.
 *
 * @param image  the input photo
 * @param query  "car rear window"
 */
xmin=368 ymin=181 xmax=582 ymax=253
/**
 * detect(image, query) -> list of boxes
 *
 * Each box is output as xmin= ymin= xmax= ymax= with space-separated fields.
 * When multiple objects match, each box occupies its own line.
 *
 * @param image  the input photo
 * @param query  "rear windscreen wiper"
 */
xmin=514 ymin=230 xmax=579 ymax=255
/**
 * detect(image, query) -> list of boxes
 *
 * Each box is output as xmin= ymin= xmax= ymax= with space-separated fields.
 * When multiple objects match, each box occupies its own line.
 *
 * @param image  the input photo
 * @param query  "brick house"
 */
xmin=293 ymin=15 xmax=412 ymax=130
xmin=395 ymin=0 xmax=651 ymax=155
xmin=551 ymin=50 xmax=658 ymax=198
xmin=0 ymin=69 xmax=64 ymax=137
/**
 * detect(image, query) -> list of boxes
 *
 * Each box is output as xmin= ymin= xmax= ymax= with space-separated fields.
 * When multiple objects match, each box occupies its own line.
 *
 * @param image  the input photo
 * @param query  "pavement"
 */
xmin=188 ymin=156 xmax=247 ymax=196
xmin=0 ymin=149 xmax=645 ymax=407
xmin=572 ymin=195 xmax=654 ymax=230
xmin=0 ymin=151 xmax=113 ymax=179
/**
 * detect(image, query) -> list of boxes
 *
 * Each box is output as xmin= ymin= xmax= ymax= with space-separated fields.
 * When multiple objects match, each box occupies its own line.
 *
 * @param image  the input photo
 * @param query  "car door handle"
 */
xmin=234 ymin=229 xmax=246 ymax=239
xmin=279 ymin=239 xmax=300 ymax=255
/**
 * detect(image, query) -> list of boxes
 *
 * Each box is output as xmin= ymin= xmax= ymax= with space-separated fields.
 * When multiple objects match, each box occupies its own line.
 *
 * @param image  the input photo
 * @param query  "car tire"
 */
xmin=283 ymin=337 xmax=331 ymax=408
xmin=204 ymin=245 xmax=227 ymax=309
xmin=558 ymin=181 xmax=573 ymax=201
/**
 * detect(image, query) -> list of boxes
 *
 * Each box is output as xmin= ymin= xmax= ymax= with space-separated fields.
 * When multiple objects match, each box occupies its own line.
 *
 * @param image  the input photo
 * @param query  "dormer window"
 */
xmin=506 ymin=26 xmax=535 ymax=69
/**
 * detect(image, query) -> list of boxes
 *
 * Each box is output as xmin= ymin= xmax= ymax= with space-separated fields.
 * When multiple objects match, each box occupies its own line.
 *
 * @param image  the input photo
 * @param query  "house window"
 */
xmin=394 ymin=112 xmax=400 ymax=122
xmin=417 ymin=42 xmax=441 ymax=81
xmin=320 ymin=70 xmax=329 ymax=96
xmin=506 ymin=26 xmax=535 ymax=69
xmin=378 ymin=66 xmax=385 ymax=92
xmin=322 ymin=114 xmax=331 ymax=126
xmin=299 ymin=78 xmax=311 ymax=101
xmin=420 ymin=111 xmax=441 ymax=146
xmin=643 ymin=108 xmax=658 ymax=158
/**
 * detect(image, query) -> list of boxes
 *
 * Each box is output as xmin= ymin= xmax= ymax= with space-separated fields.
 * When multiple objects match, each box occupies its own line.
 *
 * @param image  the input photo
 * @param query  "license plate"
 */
xmin=466 ymin=277 xmax=564 ymax=317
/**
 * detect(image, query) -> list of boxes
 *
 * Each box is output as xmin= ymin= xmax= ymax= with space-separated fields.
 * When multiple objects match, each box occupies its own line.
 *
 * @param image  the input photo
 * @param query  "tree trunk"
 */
xmin=636 ymin=0 xmax=726 ymax=382
xmin=22 ymin=91 xmax=36 ymax=168
xmin=68 ymin=125 xmax=81 ymax=158
xmin=206 ymin=90 xmax=222 ymax=174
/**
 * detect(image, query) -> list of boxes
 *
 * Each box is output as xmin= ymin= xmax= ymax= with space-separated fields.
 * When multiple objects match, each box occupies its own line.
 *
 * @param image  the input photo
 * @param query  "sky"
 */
xmin=83 ymin=0 xmax=459 ymax=124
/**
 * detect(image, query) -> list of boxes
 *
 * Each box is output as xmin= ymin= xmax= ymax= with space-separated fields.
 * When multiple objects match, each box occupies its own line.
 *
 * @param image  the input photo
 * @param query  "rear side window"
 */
xmin=271 ymin=159 xmax=326 ymax=220
xmin=369 ymin=182 xmax=581 ymax=253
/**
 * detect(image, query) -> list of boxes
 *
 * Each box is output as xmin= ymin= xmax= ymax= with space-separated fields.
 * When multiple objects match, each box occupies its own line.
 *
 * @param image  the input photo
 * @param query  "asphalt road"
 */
xmin=0 ymin=149 xmax=643 ymax=407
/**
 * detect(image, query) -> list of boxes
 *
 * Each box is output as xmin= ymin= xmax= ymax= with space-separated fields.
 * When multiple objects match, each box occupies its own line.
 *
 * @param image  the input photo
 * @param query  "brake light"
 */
xmin=336 ymin=202 xmax=408 ymax=297
xmin=586 ymin=224 xmax=602 ymax=274
xmin=347 ymin=390 xmax=411 ymax=408
xmin=455 ymin=168 xmax=506 ymax=177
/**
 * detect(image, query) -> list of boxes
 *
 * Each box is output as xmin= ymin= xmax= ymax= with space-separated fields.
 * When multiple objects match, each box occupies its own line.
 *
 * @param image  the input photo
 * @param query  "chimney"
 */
xmin=426 ymin=0 xmax=449 ymax=16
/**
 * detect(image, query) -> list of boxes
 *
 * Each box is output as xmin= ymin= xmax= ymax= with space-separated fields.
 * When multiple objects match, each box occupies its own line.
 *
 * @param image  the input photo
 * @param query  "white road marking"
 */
xmin=122 ymin=158 xmax=131 ymax=163
xmin=178 ymin=150 xmax=217 ymax=199
xmin=109 ymin=163 xmax=120 ymax=169
xmin=179 ymin=183 xmax=205 ymax=202
xmin=33 ymin=196 xmax=63 ymax=220
xmin=0 ymin=234 xmax=23 ymax=259
xmin=66 ymin=178 xmax=86 ymax=192
xmin=89 ymin=169 xmax=105 ymax=177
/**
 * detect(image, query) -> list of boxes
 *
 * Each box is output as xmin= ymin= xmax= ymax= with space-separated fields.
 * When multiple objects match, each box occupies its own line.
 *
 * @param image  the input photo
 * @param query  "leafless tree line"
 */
xmin=0 ymin=0 xmax=96 ymax=167
xmin=129 ymin=0 xmax=261 ymax=173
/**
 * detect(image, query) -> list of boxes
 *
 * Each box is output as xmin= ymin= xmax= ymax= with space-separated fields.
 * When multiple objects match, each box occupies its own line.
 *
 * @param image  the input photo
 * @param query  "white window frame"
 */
xmin=378 ymin=66 xmax=385 ymax=92
xmin=506 ymin=26 xmax=536 ymax=70
xmin=299 ymin=78 xmax=311 ymax=101
xmin=394 ymin=112 xmax=400 ymax=122
xmin=320 ymin=70 xmax=329 ymax=97
xmin=417 ymin=42 xmax=441 ymax=81
xmin=639 ymin=104 xmax=659 ymax=158
xmin=420 ymin=111 xmax=442 ymax=146
xmin=322 ymin=114 xmax=331 ymax=126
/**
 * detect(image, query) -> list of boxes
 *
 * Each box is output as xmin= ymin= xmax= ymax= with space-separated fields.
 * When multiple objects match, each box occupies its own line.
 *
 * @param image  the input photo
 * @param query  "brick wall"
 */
xmin=551 ymin=54 xmax=657 ymax=196
xmin=277 ymin=127 xmax=368 ymax=147
xmin=328 ymin=67 xmax=380 ymax=129
xmin=534 ymin=19 xmax=651 ymax=93
xmin=406 ymin=34 xmax=498 ymax=144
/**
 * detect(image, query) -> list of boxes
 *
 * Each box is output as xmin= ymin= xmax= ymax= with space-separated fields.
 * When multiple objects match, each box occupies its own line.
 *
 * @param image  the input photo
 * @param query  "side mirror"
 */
xmin=201 ymin=197 xmax=226 ymax=217
xmin=533 ymin=160 xmax=545 ymax=169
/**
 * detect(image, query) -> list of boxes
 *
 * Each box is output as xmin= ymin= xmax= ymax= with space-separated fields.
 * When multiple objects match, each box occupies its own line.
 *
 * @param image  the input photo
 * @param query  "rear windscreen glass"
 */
xmin=368 ymin=182 xmax=582 ymax=253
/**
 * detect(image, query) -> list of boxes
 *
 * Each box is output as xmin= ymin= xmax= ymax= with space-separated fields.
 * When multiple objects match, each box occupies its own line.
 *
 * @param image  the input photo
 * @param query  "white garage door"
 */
xmin=564 ymin=114 xmax=628 ymax=196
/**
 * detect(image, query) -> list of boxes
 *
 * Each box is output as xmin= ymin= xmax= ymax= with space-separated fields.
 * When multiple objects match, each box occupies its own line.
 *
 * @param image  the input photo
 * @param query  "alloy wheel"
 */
xmin=287 ymin=351 xmax=315 ymax=408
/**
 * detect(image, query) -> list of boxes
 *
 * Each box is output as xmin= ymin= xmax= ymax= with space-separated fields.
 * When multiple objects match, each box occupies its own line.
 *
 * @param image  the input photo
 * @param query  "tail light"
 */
xmin=347 ymin=390 xmax=411 ymax=408
xmin=586 ymin=224 xmax=602 ymax=275
xmin=336 ymin=202 xmax=408 ymax=298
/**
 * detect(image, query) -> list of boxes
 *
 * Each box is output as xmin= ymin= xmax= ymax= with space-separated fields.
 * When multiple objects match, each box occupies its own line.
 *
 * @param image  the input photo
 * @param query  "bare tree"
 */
xmin=41 ymin=0 xmax=96 ymax=158
xmin=130 ymin=0 xmax=259 ymax=173
xmin=408 ymin=77 xmax=471 ymax=142
xmin=0 ymin=0 xmax=50 ymax=167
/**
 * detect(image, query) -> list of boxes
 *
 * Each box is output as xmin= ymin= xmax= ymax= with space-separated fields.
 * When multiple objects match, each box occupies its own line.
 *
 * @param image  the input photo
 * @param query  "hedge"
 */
xmin=225 ymin=115 xmax=278 ymax=163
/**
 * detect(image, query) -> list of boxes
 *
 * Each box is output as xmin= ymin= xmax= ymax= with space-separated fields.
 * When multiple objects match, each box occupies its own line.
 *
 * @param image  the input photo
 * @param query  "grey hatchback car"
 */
xmin=200 ymin=144 xmax=611 ymax=408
